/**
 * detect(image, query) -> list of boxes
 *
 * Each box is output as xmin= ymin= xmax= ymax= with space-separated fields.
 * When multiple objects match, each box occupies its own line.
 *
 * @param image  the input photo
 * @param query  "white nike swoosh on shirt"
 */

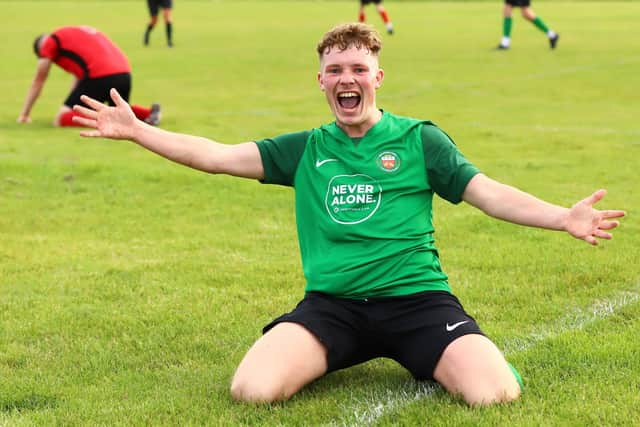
xmin=446 ymin=320 xmax=470 ymax=332
xmin=315 ymin=158 xmax=338 ymax=167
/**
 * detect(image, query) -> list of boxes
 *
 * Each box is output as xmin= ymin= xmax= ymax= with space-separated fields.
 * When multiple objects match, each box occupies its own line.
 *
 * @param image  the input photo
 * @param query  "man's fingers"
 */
xmin=110 ymin=88 xmax=126 ymax=107
xmin=72 ymin=116 xmax=97 ymax=128
xmin=583 ymin=189 xmax=606 ymax=207
xmin=79 ymin=129 xmax=102 ymax=138
xmin=72 ymin=104 xmax=97 ymax=119
xmin=79 ymin=94 xmax=105 ymax=110
xmin=593 ymin=229 xmax=613 ymax=240
xmin=602 ymin=209 xmax=626 ymax=219
xmin=584 ymin=235 xmax=598 ymax=246
xmin=598 ymin=220 xmax=620 ymax=231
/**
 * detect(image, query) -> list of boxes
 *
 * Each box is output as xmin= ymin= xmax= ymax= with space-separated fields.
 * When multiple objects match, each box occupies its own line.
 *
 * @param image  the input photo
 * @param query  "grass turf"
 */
xmin=1 ymin=1 xmax=639 ymax=425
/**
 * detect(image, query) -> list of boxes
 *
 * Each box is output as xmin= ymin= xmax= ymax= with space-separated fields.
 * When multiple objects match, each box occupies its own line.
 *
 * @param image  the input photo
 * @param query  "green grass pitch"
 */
xmin=1 ymin=1 xmax=639 ymax=425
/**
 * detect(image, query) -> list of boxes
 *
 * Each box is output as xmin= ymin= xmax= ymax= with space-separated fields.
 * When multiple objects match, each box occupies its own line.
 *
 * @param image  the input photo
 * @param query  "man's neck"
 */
xmin=337 ymin=109 xmax=383 ymax=138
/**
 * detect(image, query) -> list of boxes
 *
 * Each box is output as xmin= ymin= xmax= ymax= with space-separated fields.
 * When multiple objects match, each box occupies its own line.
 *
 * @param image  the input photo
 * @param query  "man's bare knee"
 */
xmin=435 ymin=334 xmax=523 ymax=406
xmin=229 ymin=323 xmax=327 ymax=403
xmin=230 ymin=375 xmax=292 ymax=403
xmin=463 ymin=382 xmax=521 ymax=406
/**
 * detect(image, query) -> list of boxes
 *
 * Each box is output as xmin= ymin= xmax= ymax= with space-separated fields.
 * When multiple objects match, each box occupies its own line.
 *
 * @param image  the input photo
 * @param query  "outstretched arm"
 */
xmin=462 ymin=173 xmax=625 ymax=245
xmin=73 ymin=88 xmax=264 ymax=180
xmin=18 ymin=58 xmax=52 ymax=123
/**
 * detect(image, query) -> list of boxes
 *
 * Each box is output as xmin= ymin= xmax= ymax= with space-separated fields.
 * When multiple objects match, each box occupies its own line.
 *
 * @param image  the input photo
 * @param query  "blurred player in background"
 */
xmin=497 ymin=0 xmax=559 ymax=49
xmin=359 ymin=0 xmax=394 ymax=35
xmin=144 ymin=0 xmax=174 ymax=47
xmin=19 ymin=26 xmax=160 ymax=127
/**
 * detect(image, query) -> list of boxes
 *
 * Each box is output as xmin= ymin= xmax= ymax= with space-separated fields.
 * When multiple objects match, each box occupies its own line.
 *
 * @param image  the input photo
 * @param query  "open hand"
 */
xmin=566 ymin=189 xmax=625 ymax=245
xmin=72 ymin=88 xmax=139 ymax=140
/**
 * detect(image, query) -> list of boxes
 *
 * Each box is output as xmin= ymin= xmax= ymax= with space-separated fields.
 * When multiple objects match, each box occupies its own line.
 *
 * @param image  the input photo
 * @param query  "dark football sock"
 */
xmin=166 ymin=22 xmax=173 ymax=46
xmin=144 ymin=24 xmax=154 ymax=45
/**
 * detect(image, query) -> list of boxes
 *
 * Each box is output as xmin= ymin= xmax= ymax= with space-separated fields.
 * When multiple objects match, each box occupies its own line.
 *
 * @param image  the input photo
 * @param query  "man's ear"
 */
xmin=317 ymin=71 xmax=325 ymax=92
xmin=374 ymin=69 xmax=384 ymax=89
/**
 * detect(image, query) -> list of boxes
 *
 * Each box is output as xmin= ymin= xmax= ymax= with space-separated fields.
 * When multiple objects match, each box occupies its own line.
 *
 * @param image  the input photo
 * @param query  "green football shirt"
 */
xmin=256 ymin=111 xmax=479 ymax=298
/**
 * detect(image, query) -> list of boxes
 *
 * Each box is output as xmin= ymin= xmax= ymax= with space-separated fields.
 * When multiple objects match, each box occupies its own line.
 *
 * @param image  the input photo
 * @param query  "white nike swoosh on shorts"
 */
xmin=445 ymin=320 xmax=470 ymax=332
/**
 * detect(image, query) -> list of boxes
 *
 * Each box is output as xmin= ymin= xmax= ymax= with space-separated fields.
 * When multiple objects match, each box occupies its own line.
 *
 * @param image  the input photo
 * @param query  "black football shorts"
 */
xmin=506 ymin=0 xmax=531 ymax=7
xmin=64 ymin=73 xmax=131 ymax=108
xmin=263 ymin=290 xmax=484 ymax=381
xmin=147 ymin=0 xmax=173 ymax=16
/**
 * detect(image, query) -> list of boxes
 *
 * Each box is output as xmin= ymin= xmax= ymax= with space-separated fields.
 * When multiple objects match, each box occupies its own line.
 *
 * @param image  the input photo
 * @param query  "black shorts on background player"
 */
xmin=147 ymin=0 xmax=172 ymax=16
xmin=506 ymin=0 xmax=531 ymax=6
xmin=64 ymin=73 xmax=131 ymax=108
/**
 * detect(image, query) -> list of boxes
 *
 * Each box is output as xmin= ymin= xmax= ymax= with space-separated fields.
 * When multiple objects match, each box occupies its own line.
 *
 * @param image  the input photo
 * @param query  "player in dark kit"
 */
xmin=498 ymin=0 xmax=559 ymax=49
xmin=71 ymin=23 xmax=624 ymax=405
xmin=144 ymin=0 xmax=174 ymax=47
xmin=359 ymin=0 xmax=394 ymax=35
xmin=19 ymin=26 xmax=160 ymax=127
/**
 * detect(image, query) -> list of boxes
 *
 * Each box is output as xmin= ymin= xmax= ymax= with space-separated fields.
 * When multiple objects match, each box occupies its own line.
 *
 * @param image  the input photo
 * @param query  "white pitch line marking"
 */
xmin=327 ymin=284 xmax=640 ymax=427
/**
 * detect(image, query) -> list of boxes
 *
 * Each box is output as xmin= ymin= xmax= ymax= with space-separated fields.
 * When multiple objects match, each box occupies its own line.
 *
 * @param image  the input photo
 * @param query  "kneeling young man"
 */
xmin=72 ymin=23 xmax=624 ymax=406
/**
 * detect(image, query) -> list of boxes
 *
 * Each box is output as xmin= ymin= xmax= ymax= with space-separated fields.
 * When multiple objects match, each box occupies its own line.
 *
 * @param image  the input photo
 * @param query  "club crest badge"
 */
xmin=377 ymin=151 xmax=400 ymax=172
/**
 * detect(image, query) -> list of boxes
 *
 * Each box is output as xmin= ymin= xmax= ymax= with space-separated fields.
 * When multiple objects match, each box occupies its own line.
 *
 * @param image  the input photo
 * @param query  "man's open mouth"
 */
xmin=337 ymin=92 xmax=361 ymax=109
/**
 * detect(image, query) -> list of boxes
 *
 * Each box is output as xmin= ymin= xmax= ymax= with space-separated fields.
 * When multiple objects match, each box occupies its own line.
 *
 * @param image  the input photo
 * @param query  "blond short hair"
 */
xmin=316 ymin=23 xmax=382 ymax=59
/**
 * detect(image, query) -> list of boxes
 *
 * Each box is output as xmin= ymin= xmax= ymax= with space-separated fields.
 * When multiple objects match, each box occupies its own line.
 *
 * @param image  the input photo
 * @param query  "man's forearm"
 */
xmin=20 ymin=80 xmax=44 ymax=117
xmin=129 ymin=122 xmax=226 ymax=172
xmin=463 ymin=174 xmax=569 ymax=231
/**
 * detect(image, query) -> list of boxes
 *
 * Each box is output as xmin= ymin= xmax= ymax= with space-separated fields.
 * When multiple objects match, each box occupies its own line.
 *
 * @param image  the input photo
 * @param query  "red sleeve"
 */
xmin=39 ymin=35 xmax=59 ymax=60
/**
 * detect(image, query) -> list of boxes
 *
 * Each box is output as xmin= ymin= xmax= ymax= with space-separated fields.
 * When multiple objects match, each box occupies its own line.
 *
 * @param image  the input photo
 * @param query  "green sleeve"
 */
xmin=255 ymin=130 xmax=311 ymax=186
xmin=421 ymin=123 xmax=480 ymax=204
